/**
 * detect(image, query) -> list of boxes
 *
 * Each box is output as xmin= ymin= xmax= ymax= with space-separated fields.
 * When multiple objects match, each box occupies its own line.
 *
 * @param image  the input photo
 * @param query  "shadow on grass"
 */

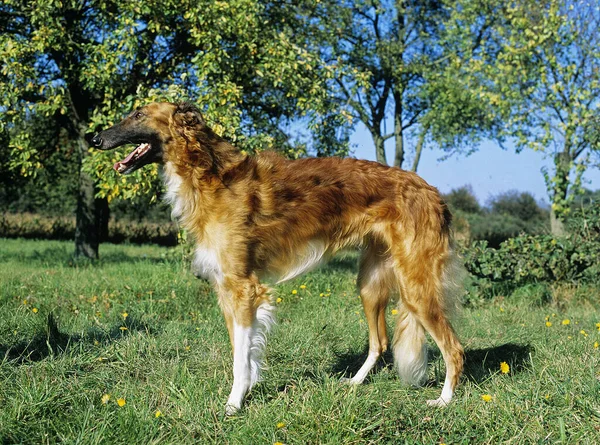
xmin=462 ymin=342 xmax=532 ymax=382
xmin=329 ymin=346 xmax=395 ymax=382
xmin=0 ymin=314 xmax=157 ymax=365
xmin=329 ymin=342 xmax=532 ymax=384
xmin=323 ymin=255 xmax=359 ymax=273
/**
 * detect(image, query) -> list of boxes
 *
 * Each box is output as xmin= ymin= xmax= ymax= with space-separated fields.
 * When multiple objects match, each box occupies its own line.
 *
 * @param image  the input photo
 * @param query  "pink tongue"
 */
xmin=113 ymin=147 xmax=139 ymax=171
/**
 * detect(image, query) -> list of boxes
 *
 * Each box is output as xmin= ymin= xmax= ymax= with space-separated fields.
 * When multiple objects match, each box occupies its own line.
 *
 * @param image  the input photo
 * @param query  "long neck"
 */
xmin=162 ymin=129 xmax=249 ymax=236
xmin=166 ymin=127 xmax=246 ymax=178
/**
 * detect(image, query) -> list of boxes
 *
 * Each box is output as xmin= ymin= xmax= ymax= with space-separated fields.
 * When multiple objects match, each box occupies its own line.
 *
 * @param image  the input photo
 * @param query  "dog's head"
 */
xmin=91 ymin=102 xmax=206 ymax=174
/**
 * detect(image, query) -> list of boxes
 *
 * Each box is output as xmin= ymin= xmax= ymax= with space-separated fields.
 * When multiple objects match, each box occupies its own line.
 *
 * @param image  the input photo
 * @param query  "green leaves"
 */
xmin=447 ymin=0 xmax=600 ymax=226
xmin=463 ymin=204 xmax=600 ymax=298
xmin=1 ymin=0 xmax=348 ymax=203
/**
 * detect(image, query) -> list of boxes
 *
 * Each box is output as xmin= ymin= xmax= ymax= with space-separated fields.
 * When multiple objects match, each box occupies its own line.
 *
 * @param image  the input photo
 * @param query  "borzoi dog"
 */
xmin=92 ymin=102 xmax=464 ymax=414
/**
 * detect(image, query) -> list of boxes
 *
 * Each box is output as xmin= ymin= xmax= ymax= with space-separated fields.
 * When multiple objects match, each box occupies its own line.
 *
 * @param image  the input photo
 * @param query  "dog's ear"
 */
xmin=173 ymin=102 xmax=205 ymax=129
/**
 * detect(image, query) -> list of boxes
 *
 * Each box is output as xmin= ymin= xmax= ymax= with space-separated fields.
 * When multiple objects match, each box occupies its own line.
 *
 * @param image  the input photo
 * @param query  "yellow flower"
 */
xmin=594 ymin=342 xmax=599 ymax=349
xmin=22 ymin=299 xmax=28 ymax=305
xmin=545 ymin=321 xmax=552 ymax=327
xmin=500 ymin=362 xmax=510 ymax=374
xmin=300 ymin=285 xmax=306 ymax=289
xmin=120 ymin=326 xmax=128 ymax=331
xmin=481 ymin=394 xmax=492 ymax=402
xmin=121 ymin=312 xmax=128 ymax=319
xmin=552 ymin=313 xmax=556 ymax=317
xmin=274 ymin=442 xmax=284 ymax=445
xmin=117 ymin=398 xmax=126 ymax=407
xmin=276 ymin=297 xmax=282 ymax=304
xmin=596 ymin=322 xmax=600 ymax=328
xmin=276 ymin=422 xmax=285 ymax=428
xmin=562 ymin=319 xmax=570 ymax=325
xmin=499 ymin=307 xmax=504 ymax=312
xmin=32 ymin=307 xmax=38 ymax=313
xmin=155 ymin=410 xmax=162 ymax=418
xmin=391 ymin=309 xmax=399 ymax=315
xmin=101 ymin=394 xmax=111 ymax=404
xmin=319 ymin=293 xmax=324 ymax=297
xmin=291 ymin=289 xmax=297 ymax=295
xmin=580 ymin=330 xmax=587 ymax=337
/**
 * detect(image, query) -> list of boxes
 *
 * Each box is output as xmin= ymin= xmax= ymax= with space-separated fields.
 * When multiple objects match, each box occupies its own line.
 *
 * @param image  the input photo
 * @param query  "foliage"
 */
xmin=444 ymin=186 xmax=482 ymax=214
xmin=488 ymin=190 xmax=548 ymax=224
xmin=0 ymin=213 xmax=177 ymax=246
xmin=445 ymin=186 xmax=549 ymax=247
xmin=292 ymin=0 xmax=495 ymax=169
xmin=446 ymin=0 xmax=600 ymax=232
xmin=463 ymin=204 xmax=600 ymax=298
xmin=0 ymin=0 xmax=346 ymax=202
xmin=464 ymin=212 xmax=532 ymax=248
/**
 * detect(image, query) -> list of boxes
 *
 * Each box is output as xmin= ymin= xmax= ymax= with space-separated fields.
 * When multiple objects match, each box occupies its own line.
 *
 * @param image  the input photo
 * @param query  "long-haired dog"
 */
xmin=92 ymin=102 xmax=465 ymax=414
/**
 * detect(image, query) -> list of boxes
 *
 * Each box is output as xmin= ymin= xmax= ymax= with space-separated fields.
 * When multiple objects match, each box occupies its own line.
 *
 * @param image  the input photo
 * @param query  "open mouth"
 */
xmin=113 ymin=143 xmax=152 ymax=174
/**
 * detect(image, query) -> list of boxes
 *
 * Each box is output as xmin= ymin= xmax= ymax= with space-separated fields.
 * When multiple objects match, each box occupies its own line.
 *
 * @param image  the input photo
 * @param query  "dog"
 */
xmin=92 ymin=102 xmax=465 ymax=414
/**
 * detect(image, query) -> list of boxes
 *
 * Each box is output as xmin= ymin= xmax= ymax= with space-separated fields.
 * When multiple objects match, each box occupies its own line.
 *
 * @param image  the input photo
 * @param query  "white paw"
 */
xmin=225 ymin=403 xmax=241 ymax=416
xmin=426 ymin=397 xmax=450 ymax=407
xmin=339 ymin=377 xmax=361 ymax=385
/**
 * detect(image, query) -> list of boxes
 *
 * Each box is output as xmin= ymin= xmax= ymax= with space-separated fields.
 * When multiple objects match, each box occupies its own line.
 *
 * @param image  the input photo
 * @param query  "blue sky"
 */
xmin=349 ymin=123 xmax=600 ymax=206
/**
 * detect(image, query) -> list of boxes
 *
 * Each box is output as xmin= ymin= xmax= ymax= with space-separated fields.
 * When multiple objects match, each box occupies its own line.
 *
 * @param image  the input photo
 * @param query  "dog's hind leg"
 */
xmin=220 ymin=277 xmax=274 ymax=415
xmin=345 ymin=239 xmax=392 ymax=384
xmin=393 ymin=241 xmax=464 ymax=407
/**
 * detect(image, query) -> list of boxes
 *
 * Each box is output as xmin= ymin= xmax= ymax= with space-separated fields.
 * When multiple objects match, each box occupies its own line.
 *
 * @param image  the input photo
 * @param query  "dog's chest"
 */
xmin=163 ymin=162 xmax=185 ymax=219
xmin=193 ymin=243 xmax=224 ymax=284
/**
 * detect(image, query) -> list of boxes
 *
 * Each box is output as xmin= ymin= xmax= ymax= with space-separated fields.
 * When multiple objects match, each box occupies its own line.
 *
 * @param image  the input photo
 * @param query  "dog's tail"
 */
xmin=391 ymin=247 xmax=464 ymax=387
xmin=391 ymin=304 xmax=428 ymax=386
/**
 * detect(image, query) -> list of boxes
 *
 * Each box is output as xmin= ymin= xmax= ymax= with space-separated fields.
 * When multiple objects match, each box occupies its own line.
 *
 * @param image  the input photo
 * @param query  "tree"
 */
xmin=1 ymin=0 xmax=343 ymax=258
xmin=293 ymin=0 xmax=495 ymax=170
xmin=448 ymin=0 xmax=600 ymax=235
xmin=488 ymin=190 xmax=547 ymax=225
xmin=443 ymin=186 xmax=482 ymax=214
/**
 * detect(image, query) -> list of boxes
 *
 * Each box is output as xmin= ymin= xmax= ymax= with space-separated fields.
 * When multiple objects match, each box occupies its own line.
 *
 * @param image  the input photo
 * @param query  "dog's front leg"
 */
xmin=226 ymin=319 xmax=253 ymax=415
xmin=219 ymin=278 xmax=274 ymax=415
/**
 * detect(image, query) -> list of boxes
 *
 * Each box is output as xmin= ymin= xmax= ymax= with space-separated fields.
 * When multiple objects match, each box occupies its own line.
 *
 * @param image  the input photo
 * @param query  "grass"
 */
xmin=1 ymin=238 xmax=599 ymax=444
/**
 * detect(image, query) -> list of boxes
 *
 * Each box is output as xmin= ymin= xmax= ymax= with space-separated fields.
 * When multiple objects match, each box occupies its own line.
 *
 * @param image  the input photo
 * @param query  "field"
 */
xmin=1 ymin=238 xmax=599 ymax=444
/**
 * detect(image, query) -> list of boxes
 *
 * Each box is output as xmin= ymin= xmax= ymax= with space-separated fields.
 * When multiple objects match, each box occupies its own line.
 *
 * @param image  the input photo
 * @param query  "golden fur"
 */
xmin=96 ymin=102 xmax=465 ymax=413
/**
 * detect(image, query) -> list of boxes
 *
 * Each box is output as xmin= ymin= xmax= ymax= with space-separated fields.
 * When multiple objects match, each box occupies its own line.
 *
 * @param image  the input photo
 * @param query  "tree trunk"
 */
xmin=550 ymin=206 xmax=565 ymax=237
xmin=74 ymin=125 xmax=102 ymax=259
xmin=549 ymin=151 xmax=571 ymax=237
xmin=393 ymin=91 xmax=404 ymax=168
xmin=411 ymin=124 xmax=428 ymax=172
xmin=373 ymin=132 xmax=388 ymax=165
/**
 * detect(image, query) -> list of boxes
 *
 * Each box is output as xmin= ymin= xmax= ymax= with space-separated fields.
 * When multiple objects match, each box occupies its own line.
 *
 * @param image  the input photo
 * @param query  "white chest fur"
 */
xmin=162 ymin=163 xmax=224 ymax=284
xmin=163 ymin=162 xmax=185 ymax=219
xmin=193 ymin=243 xmax=224 ymax=284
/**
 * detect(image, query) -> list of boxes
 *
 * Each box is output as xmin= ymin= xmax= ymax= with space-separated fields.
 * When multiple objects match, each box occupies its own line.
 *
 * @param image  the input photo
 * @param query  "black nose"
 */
xmin=91 ymin=134 xmax=103 ymax=147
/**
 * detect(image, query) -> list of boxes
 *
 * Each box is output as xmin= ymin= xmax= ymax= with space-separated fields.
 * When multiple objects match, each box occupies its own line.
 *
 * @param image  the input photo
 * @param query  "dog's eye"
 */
xmin=134 ymin=111 xmax=143 ymax=120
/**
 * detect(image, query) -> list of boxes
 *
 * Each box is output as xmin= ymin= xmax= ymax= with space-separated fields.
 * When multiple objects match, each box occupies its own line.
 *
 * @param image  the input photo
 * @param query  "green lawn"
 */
xmin=0 ymin=238 xmax=599 ymax=444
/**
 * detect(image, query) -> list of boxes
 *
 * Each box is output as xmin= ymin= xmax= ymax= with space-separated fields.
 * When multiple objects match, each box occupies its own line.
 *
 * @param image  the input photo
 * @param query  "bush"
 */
xmin=462 ymin=204 xmax=600 ymax=300
xmin=0 ymin=213 xmax=178 ymax=246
